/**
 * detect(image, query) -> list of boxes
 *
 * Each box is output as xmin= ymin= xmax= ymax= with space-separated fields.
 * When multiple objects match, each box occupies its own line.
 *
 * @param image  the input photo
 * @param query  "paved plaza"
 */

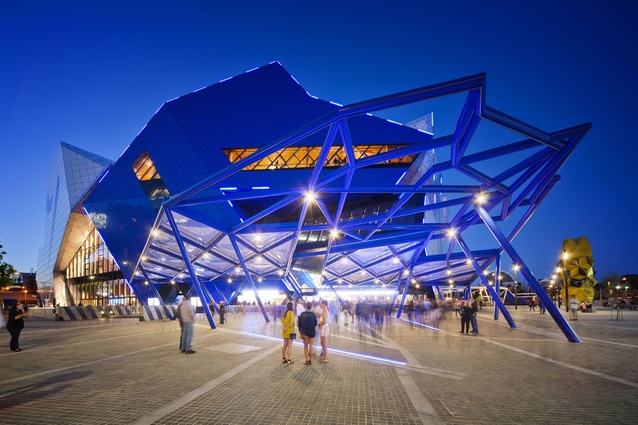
xmin=1 ymin=305 xmax=637 ymax=424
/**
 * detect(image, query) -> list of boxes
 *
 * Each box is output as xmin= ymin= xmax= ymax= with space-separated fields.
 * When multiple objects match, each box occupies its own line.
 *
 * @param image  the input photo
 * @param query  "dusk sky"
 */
xmin=1 ymin=1 xmax=636 ymax=282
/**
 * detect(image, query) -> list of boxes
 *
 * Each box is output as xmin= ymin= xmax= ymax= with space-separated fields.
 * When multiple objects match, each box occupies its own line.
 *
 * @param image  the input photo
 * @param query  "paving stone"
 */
xmin=0 ymin=307 xmax=637 ymax=424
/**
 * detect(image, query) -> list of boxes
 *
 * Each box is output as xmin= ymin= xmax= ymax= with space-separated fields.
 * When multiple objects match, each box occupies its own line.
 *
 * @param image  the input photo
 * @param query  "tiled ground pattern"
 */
xmin=1 ymin=307 xmax=637 ymax=424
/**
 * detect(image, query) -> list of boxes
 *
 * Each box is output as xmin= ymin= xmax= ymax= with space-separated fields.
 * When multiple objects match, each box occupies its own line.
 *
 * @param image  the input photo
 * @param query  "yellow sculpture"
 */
xmin=558 ymin=236 xmax=597 ymax=303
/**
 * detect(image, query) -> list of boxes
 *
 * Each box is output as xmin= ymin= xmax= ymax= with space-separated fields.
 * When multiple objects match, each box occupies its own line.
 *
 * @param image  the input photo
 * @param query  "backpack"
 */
xmin=176 ymin=304 xmax=183 ymax=322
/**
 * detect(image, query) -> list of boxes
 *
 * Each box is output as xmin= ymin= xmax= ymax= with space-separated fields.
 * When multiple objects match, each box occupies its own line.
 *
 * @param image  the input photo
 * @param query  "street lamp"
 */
xmin=513 ymin=264 xmax=520 ymax=310
xmin=561 ymin=250 xmax=570 ymax=312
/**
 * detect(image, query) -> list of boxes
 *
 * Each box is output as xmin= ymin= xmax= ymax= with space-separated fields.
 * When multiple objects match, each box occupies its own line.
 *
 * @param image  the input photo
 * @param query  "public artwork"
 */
xmin=559 ymin=236 xmax=597 ymax=302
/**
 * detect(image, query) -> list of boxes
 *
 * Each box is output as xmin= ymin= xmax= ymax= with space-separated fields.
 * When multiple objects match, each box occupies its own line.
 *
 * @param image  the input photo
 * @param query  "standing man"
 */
xmin=219 ymin=301 xmax=226 ymax=325
xmin=296 ymin=299 xmax=305 ymax=327
xmin=470 ymin=299 xmax=479 ymax=334
xmin=178 ymin=295 xmax=196 ymax=354
xmin=318 ymin=300 xmax=329 ymax=363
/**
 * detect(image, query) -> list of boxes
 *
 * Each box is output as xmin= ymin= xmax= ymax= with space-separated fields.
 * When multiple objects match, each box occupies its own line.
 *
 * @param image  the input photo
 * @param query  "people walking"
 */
xmin=7 ymin=302 xmax=28 ymax=352
xmin=178 ymin=295 xmax=196 ymax=354
xmin=281 ymin=301 xmax=295 ymax=364
xmin=298 ymin=302 xmax=318 ymax=365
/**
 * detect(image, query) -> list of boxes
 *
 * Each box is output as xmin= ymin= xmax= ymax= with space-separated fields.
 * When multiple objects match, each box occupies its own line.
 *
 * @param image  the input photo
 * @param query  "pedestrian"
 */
xmin=538 ymin=298 xmax=546 ymax=314
xmin=569 ymin=295 xmax=579 ymax=321
xmin=460 ymin=300 xmax=472 ymax=334
xmin=470 ymin=299 xmax=479 ymax=334
xmin=318 ymin=300 xmax=329 ymax=363
xmin=177 ymin=302 xmax=184 ymax=351
xmin=219 ymin=301 xmax=226 ymax=324
xmin=296 ymin=299 xmax=305 ymax=323
xmin=281 ymin=301 xmax=295 ymax=364
xmin=407 ymin=299 xmax=415 ymax=324
xmin=178 ymin=294 xmax=196 ymax=354
xmin=298 ymin=302 xmax=318 ymax=365
xmin=7 ymin=302 xmax=28 ymax=352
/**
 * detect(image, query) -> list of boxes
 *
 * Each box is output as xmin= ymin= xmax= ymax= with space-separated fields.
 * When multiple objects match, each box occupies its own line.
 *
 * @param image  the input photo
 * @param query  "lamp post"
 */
xmin=513 ymin=264 xmax=519 ymax=310
xmin=561 ymin=250 xmax=570 ymax=312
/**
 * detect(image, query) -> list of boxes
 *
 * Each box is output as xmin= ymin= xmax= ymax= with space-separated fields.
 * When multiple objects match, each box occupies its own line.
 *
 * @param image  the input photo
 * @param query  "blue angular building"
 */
xmin=38 ymin=62 xmax=590 ymax=341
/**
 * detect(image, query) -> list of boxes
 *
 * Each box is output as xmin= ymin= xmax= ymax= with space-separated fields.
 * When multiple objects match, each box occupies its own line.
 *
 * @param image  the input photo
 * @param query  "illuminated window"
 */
xmin=132 ymin=150 xmax=162 ymax=180
xmin=222 ymin=145 xmax=416 ymax=171
xmin=132 ymin=151 xmax=171 ymax=210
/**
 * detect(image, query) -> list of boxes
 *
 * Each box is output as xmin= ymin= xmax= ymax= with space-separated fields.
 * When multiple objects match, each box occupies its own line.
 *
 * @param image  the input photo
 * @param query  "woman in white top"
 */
xmin=318 ymin=300 xmax=329 ymax=363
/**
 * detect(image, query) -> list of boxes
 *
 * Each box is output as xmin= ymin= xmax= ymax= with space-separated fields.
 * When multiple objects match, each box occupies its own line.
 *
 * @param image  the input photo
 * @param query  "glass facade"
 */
xmin=37 ymin=142 xmax=115 ymax=306
xmin=65 ymin=228 xmax=131 ymax=306
xmin=223 ymin=144 xmax=417 ymax=170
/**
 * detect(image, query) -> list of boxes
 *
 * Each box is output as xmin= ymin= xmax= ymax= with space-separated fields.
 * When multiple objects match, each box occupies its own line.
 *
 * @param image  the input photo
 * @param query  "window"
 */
xmin=132 ymin=151 xmax=171 ymax=210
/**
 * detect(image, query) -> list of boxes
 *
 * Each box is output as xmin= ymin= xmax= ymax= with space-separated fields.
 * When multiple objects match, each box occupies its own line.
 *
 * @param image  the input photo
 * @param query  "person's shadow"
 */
xmin=0 ymin=370 xmax=92 ymax=409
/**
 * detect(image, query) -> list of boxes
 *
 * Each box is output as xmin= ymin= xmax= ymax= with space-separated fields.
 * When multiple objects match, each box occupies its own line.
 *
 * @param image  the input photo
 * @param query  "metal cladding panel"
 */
xmin=168 ymin=63 xmax=337 ymax=155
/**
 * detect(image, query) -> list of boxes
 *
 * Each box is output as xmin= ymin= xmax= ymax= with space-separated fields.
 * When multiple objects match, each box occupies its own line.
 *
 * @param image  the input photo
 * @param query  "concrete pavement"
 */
xmin=1 ymin=305 xmax=637 ymax=424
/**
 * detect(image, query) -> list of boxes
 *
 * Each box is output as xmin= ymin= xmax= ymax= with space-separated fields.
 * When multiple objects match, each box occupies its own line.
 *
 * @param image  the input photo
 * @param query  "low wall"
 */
xmin=24 ymin=307 xmax=56 ymax=320
xmin=140 ymin=305 xmax=177 ymax=321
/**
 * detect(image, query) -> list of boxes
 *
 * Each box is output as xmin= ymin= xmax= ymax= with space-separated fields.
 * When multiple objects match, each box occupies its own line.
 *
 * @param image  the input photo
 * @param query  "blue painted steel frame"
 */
xmin=474 ymin=204 xmax=580 ymax=342
xmin=127 ymin=68 xmax=591 ymax=342
xmin=165 ymin=208 xmax=217 ymax=329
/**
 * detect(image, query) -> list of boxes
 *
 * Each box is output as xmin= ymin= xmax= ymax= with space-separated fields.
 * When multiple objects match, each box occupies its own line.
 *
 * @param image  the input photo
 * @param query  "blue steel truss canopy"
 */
xmin=83 ymin=62 xmax=590 ymax=341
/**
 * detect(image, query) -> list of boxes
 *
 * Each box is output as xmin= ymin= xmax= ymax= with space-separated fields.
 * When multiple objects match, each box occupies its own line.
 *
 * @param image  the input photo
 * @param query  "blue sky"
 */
xmin=1 ymin=0 xmax=636 ymax=281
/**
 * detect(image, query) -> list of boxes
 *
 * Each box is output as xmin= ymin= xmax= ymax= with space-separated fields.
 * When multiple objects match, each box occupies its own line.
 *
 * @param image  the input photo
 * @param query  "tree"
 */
xmin=0 ymin=243 xmax=17 ymax=288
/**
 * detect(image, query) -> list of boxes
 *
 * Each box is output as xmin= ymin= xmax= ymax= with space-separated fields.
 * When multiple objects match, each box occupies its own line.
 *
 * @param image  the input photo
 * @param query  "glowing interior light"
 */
xmin=227 ymin=278 xmax=232 ymax=283
xmin=386 ymin=119 xmax=402 ymax=125
xmin=330 ymin=229 xmax=339 ymax=238
xmin=475 ymin=192 xmax=487 ymax=204
xmin=219 ymin=76 xmax=233 ymax=83
xmin=220 ymin=187 xmax=238 ymax=191
xmin=329 ymin=101 xmax=343 ymax=107
xmin=304 ymin=191 xmax=316 ymax=203
xmin=277 ymin=270 xmax=284 ymax=276
xmin=447 ymin=228 xmax=457 ymax=237
xmin=447 ymin=269 xmax=452 ymax=276
xmin=252 ymin=186 xmax=269 ymax=190
xmin=337 ymin=278 xmax=343 ymax=284
xmin=290 ymin=75 xmax=300 ymax=85
xmin=227 ymin=201 xmax=234 ymax=207
xmin=258 ymin=277 xmax=263 ymax=282
xmin=235 ymin=267 xmax=241 ymax=273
